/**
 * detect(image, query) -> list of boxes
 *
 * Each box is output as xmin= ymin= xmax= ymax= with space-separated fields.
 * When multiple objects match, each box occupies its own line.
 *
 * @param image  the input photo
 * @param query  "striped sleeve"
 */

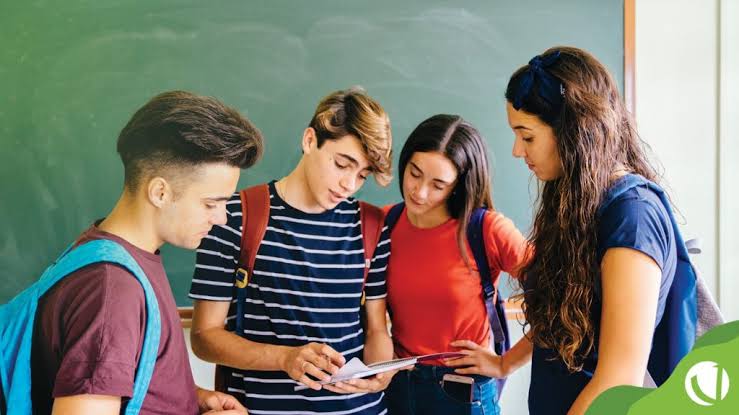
xmin=364 ymin=224 xmax=390 ymax=300
xmin=189 ymin=192 xmax=243 ymax=301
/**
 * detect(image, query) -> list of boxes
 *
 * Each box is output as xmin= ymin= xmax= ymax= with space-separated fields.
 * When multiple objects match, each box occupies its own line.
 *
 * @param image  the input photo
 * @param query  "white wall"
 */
xmin=185 ymin=328 xmax=215 ymax=391
xmin=719 ymin=0 xmax=739 ymax=323
xmin=636 ymin=0 xmax=738 ymax=322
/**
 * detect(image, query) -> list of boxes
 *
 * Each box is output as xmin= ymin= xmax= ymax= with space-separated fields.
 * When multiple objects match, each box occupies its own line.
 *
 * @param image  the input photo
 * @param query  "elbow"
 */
xmin=190 ymin=328 xmax=209 ymax=360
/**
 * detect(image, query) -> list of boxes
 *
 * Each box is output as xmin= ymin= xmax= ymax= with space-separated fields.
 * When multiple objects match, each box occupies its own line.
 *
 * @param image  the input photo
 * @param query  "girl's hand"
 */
xmin=443 ymin=340 xmax=507 ymax=378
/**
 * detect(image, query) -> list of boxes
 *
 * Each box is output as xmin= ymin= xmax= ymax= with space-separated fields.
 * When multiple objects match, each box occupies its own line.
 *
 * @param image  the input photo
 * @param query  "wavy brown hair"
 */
xmin=505 ymin=46 xmax=659 ymax=371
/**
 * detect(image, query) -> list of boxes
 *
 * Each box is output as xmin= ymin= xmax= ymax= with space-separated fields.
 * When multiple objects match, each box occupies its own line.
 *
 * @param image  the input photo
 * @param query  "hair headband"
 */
xmin=513 ymin=51 xmax=565 ymax=111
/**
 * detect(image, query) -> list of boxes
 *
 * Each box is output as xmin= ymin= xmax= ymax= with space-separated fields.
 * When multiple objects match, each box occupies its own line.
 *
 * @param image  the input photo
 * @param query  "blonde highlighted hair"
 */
xmin=309 ymin=86 xmax=393 ymax=186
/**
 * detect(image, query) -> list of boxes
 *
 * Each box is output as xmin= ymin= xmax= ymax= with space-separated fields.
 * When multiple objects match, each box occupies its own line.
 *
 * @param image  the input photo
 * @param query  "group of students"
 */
xmin=14 ymin=46 xmax=685 ymax=415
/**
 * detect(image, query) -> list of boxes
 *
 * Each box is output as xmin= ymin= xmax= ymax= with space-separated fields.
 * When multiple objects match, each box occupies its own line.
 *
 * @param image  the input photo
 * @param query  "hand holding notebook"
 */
xmin=294 ymin=352 xmax=465 ymax=391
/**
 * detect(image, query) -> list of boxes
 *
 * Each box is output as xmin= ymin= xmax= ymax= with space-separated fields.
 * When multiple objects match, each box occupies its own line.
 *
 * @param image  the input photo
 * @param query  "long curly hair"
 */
xmin=505 ymin=46 xmax=659 ymax=371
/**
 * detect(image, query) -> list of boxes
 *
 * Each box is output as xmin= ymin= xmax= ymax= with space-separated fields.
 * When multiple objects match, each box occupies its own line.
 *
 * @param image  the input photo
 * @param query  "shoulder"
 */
xmin=482 ymin=209 xmax=521 ymax=238
xmin=55 ymin=262 xmax=145 ymax=300
xmin=599 ymin=185 xmax=671 ymax=232
xmin=39 ymin=263 xmax=146 ymax=337
xmin=598 ymin=184 xmax=674 ymax=268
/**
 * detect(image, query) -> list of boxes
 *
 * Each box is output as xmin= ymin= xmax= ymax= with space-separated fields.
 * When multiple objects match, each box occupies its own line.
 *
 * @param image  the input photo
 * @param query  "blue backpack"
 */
xmin=0 ymin=239 xmax=161 ymax=415
xmin=385 ymin=203 xmax=511 ymax=397
xmin=597 ymin=174 xmax=723 ymax=386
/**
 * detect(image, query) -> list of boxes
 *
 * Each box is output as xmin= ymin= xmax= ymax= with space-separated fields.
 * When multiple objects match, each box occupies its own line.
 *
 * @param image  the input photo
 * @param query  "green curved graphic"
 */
xmin=587 ymin=321 xmax=739 ymax=414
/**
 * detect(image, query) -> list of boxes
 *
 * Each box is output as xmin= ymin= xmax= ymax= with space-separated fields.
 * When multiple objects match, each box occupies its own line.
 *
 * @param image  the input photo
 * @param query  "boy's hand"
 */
xmin=196 ymin=388 xmax=247 ymax=414
xmin=280 ymin=343 xmax=345 ymax=390
xmin=323 ymin=365 xmax=412 ymax=394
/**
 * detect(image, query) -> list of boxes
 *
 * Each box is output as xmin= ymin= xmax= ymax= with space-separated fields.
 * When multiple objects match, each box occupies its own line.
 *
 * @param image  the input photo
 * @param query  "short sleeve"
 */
xmin=189 ymin=192 xmax=243 ymax=301
xmin=364 ymin=224 xmax=391 ymax=300
xmin=52 ymin=264 xmax=146 ymax=399
xmin=483 ymin=211 xmax=531 ymax=279
xmin=598 ymin=187 xmax=673 ymax=271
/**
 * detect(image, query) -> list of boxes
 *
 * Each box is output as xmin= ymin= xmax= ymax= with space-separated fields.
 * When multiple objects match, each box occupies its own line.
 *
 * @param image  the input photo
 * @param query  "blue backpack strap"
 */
xmin=36 ymin=240 xmax=160 ymax=415
xmin=467 ymin=208 xmax=509 ymax=355
xmin=597 ymin=174 xmax=697 ymax=386
xmin=467 ymin=208 xmax=510 ymax=398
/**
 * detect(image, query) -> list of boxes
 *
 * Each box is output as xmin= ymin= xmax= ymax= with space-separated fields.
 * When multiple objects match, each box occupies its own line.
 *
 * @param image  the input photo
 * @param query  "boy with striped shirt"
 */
xmin=189 ymin=87 xmax=395 ymax=414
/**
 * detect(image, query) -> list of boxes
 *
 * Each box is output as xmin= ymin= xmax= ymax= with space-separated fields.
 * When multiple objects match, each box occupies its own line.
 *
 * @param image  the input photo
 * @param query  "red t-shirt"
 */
xmin=31 ymin=225 xmax=199 ymax=414
xmin=385 ymin=208 xmax=529 ymax=363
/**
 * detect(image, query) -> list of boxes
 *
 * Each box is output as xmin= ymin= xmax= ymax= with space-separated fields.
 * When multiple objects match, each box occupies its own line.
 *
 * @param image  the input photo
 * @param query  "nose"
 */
xmin=212 ymin=205 xmax=228 ymax=226
xmin=339 ymin=174 xmax=358 ymax=194
xmin=512 ymin=136 xmax=526 ymax=159
xmin=412 ymin=184 xmax=428 ymax=200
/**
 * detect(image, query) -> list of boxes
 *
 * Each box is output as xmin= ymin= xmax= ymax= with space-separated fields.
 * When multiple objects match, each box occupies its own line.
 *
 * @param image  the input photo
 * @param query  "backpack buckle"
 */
xmin=235 ymin=268 xmax=249 ymax=289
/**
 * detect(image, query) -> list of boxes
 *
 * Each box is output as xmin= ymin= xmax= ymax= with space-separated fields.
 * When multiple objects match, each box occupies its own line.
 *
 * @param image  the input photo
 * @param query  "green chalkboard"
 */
xmin=0 ymin=0 xmax=624 ymax=306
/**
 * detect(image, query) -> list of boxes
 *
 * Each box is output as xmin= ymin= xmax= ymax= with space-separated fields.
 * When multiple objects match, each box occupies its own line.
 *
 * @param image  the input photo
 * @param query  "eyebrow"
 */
xmin=513 ymin=125 xmax=533 ymax=131
xmin=409 ymin=162 xmax=453 ymax=185
xmin=203 ymin=196 xmax=231 ymax=202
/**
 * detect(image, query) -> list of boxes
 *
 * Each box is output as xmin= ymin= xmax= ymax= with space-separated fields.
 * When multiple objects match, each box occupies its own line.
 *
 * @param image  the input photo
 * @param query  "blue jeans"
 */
xmin=385 ymin=365 xmax=500 ymax=415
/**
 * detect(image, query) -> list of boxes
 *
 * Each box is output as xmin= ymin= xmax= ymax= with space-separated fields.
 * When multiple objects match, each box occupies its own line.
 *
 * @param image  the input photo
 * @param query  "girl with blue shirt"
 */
xmin=445 ymin=46 xmax=678 ymax=414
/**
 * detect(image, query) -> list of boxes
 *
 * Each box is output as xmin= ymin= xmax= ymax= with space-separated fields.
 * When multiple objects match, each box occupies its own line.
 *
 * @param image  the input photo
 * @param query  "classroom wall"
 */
xmin=718 ymin=0 xmax=739 ymax=323
xmin=635 ymin=0 xmax=738 ymax=322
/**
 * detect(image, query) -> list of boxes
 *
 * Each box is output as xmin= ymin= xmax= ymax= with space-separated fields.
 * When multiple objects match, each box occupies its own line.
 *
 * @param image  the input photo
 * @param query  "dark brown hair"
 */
xmin=398 ymin=114 xmax=494 ymax=265
xmin=117 ymin=90 xmax=264 ymax=191
xmin=505 ymin=46 xmax=659 ymax=371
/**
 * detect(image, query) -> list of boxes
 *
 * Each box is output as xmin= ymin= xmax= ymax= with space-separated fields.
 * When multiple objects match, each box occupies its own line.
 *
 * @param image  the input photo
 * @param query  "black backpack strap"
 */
xmin=467 ymin=208 xmax=508 ymax=355
xmin=382 ymin=202 xmax=405 ymax=319
xmin=385 ymin=202 xmax=405 ymax=232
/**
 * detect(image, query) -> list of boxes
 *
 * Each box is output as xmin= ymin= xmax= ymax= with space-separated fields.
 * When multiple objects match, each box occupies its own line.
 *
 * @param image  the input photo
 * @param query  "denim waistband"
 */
xmin=409 ymin=364 xmax=492 ymax=384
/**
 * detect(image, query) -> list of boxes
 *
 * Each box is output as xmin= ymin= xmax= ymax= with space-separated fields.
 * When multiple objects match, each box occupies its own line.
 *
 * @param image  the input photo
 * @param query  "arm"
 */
xmin=51 ymin=395 xmax=120 ymax=415
xmin=446 ymin=333 xmax=533 ymax=378
xmin=567 ymin=247 xmax=661 ymax=415
xmin=443 ymin=212 xmax=533 ymax=377
xmin=484 ymin=212 xmax=532 ymax=279
xmin=191 ymin=300 xmax=345 ymax=390
xmin=362 ymin=298 xmax=394 ymax=364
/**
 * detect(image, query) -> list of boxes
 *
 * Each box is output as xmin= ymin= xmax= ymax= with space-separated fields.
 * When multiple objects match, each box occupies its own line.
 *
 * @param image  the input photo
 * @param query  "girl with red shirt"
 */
xmin=383 ymin=114 xmax=530 ymax=415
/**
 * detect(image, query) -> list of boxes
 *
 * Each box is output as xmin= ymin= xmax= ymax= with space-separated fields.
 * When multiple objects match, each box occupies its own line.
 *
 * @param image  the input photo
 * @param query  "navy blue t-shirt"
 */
xmin=528 ymin=175 xmax=677 ymax=414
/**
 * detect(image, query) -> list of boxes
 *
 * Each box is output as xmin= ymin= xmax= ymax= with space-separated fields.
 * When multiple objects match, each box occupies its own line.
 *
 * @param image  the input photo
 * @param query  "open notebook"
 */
xmin=294 ymin=352 xmax=464 ymax=391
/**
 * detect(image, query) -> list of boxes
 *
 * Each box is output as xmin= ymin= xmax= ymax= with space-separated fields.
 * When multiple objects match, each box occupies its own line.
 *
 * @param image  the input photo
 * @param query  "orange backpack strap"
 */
xmin=358 ymin=201 xmax=385 ymax=305
xmin=235 ymin=184 xmax=271 ymax=287
xmin=215 ymin=183 xmax=270 ymax=393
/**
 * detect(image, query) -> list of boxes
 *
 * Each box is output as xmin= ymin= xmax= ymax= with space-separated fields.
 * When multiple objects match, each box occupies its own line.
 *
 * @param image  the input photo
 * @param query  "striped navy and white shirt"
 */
xmin=189 ymin=181 xmax=390 ymax=415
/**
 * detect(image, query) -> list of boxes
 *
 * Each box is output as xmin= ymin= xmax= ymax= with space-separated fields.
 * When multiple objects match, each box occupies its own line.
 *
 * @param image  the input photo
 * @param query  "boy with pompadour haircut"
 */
xmin=189 ymin=86 xmax=396 ymax=414
xmin=29 ymin=90 xmax=263 ymax=415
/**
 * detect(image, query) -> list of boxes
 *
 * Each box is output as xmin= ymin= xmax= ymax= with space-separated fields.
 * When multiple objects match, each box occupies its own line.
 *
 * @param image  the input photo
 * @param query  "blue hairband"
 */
xmin=512 ymin=51 xmax=564 ymax=111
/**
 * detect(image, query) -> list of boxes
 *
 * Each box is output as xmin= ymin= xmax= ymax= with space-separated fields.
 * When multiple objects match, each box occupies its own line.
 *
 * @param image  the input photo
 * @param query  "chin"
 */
xmin=322 ymin=201 xmax=340 ymax=211
xmin=404 ymin=203 xmax=426 ymax=216
xmin=176 ymin=238 xmax=203 ymax=250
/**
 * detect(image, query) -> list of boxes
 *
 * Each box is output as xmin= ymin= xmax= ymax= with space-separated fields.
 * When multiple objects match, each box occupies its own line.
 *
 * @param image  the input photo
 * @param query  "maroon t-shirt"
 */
xmin=31 ymin=225 xmax=199 ymax=414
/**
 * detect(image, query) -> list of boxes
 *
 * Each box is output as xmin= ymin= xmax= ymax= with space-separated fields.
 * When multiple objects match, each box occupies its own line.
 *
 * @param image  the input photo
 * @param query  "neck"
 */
xmin=97 ymin=190 xmax=163 ymax=253
xmin=277 ymin=161 xmax=326 ymax=214
xmin=405 ymin=205 xmax=452 ymax=229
